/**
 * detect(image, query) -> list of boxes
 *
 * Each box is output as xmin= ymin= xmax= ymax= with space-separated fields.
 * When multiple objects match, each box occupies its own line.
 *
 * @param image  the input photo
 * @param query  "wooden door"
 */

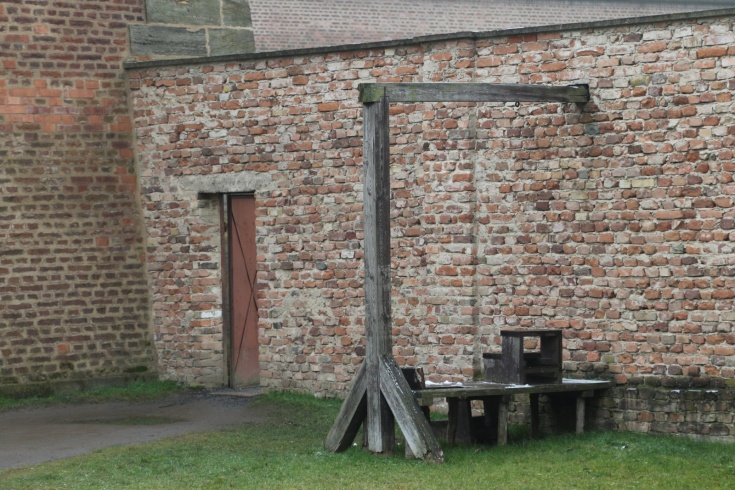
xmin=228 ymin=194 xmax=259 ymax=387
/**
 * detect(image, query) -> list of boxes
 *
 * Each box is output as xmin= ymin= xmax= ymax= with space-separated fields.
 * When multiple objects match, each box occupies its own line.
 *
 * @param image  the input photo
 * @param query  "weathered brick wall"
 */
xmin=250 ymin=0 xmax=728 ymax=52
xmin=0 ymin=0 xmax=157 ymax=395
xmin=128 ymin=10 xmax=735 ymax=436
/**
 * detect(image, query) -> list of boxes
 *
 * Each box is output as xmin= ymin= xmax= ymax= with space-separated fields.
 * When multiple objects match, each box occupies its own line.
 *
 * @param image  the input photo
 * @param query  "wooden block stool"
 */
xmin=484 ymin=328 xmax=562 ymax=384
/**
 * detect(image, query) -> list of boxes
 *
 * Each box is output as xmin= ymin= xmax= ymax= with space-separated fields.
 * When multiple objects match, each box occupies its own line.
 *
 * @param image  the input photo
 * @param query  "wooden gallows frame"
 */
xmin=325 ymin=82 xmax=590 ymax=463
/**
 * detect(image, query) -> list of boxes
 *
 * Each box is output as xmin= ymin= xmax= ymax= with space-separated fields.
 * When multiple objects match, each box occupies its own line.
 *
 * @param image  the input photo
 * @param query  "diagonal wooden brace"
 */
xmin=378 ymin=354 xmax=444 ymax=463
xmin=324 ymin=362 xmax=368 ymax=452
xmin=324 ymin=356 xmax=444 ymax=463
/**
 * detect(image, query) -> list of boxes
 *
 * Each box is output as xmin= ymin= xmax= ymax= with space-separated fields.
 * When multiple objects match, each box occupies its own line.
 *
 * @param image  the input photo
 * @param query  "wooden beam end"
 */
xmin=570 ymin=83 xmax=590 ymax=103
xmin=359 ymin=83 xmax=385 ymax=103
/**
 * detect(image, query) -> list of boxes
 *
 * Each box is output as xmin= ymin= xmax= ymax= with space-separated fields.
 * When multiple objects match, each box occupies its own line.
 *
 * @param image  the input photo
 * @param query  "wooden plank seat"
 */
xmin=412 ymin=379 xmax=612 ymax=445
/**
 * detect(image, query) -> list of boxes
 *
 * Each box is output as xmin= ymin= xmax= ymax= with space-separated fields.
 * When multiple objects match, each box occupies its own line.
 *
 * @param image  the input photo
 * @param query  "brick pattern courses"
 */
xmin=249 ymin=0 xmax=725 ymax=52
xmin=0 ymin=0 xmax=156 ymax=390
xmin=130 ymin=13 xmax=735 ymax=435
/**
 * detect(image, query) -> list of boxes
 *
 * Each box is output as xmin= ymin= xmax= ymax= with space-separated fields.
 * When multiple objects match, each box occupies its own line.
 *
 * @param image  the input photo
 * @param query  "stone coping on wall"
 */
xmin=123 ymin=7 xmax=735 ymax=70
xmin=178 ymin=172 xmax=272 ymax=194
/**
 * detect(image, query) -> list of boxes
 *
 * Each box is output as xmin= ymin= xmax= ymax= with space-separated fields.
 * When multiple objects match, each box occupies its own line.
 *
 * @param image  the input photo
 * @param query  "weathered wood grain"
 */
xmin=324 ymin=362 xmax=367 ymax=452
xmin=413 ymin=379 xmax=613 ymax=405
xmin=379 ymin=354 xmax=444 ymax=463
xmin=359 ymin=82 xmax=590 ymax=103
xmin=530 ymin=393 xmax=540 ymax=439
xmin=481 ymin=396 xmax=500 ymax=444
xmin=576 ymin=394 xmax=586 ymax=435
xmin=497 ymin=396 xmax=509 ymax=446
xmin=500 ymin=334 xmax=524 ymax=384
xmin=363 ymin=96 xmax=395 ymax=453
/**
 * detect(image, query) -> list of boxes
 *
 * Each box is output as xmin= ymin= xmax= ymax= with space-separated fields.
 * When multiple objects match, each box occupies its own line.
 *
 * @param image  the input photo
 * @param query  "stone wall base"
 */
xmin=0 ymin=374 xmax=159 ymax=400
xmin=502 ymin=386 xmax=735 ymax=441
xmin=595 ymin=386 xmax=735 ymax=440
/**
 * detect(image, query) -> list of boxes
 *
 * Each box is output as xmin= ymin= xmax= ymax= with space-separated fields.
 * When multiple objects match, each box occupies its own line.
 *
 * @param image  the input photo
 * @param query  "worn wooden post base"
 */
xmin=325 ymin=355 xmax=444 ymax=463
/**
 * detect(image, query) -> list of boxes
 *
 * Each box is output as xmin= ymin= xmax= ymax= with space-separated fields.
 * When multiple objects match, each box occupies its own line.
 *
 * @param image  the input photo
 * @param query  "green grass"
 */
xmin=0 ymin=380 xmax=184 ymax=413
xmin=1 ymin=391 xmax=734 ymax=489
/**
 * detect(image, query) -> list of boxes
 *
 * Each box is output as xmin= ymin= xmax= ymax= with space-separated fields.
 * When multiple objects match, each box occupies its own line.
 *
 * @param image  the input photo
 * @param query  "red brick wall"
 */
xmin=250 ymin=0 xmax=726 ymax=52
xmin=129 ymin=11 xmax=735 ymax=437
xmin=0 ymin=0 xmax=156 ymax=393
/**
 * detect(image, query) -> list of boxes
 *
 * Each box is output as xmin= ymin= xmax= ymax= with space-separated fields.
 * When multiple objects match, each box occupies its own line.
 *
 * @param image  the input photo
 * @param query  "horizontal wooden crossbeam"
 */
xmin=359 ymin=82 xmax=590 ymax=104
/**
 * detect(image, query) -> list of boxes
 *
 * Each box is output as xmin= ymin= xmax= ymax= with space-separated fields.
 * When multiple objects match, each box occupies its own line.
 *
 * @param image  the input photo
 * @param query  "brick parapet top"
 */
xmin=123 ymin=7 xmax=735 ymax=71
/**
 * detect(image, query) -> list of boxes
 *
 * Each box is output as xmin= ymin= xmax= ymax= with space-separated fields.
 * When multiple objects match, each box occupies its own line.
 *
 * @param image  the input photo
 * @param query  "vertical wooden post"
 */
xmin=501 ymin=335 xmax=524 ymax=384
xmin=482 ymin=396 xmax=499 ymax=443
xmin=446 ymin=398 xmax=472 ymax=444
xmin=497 ymin=396 xmax=509 ymax=445
xmin=576 ymin=395 xmax=585 ymax=434
xmin=326 ymin=90 xmax=442 ymax=462
xmin=530 ymin=393 xmax=540 ymax=439
xmin=363 ymin=95 xmax=394 ymax=453
xmin=576 ymin=391 xmax=593 ymax=435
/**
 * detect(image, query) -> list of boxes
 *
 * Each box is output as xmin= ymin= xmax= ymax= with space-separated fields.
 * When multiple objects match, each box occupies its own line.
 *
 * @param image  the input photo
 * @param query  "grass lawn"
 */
xmin=1 ymin=391 xmax=734 ymax=489
xmin=0 ymin=380 xmax=185 ymax=413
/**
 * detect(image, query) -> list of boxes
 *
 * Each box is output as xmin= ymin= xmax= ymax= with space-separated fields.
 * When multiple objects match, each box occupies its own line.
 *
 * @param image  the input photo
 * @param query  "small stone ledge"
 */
xmin=178 ymin=172 xmax=271 ymax=194
xmin=130 ymin=24 xmax=255 ymax=57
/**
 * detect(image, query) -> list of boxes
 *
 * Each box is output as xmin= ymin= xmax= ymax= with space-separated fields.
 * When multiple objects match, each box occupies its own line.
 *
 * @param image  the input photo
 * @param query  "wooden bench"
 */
xmin=413 ymin=379 xmax=612 ymax=445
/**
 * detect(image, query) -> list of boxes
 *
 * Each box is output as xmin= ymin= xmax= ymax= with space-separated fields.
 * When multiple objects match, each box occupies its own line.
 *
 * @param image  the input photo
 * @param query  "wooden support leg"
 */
xmin=530 ymin=393 xmax=540 ymax=439
xmin=481 ymin=396 xmax=499 ymax=444
xmin=421 ymin=405 xmax=431 ymax=420
xmin=459 ymin=400 xmax=472 ymax=444
xmin=446 ymin=398 xmax=458 ymax=444
xmin=576 ymin=391 xmax=593 ymax=435
xmin=446 ymin=398 xmax=472 ymax=444
xmin=497 ymin=396 xmax=509 ymax=445
xmin=576 ymin=395 xmax=585 ymax=435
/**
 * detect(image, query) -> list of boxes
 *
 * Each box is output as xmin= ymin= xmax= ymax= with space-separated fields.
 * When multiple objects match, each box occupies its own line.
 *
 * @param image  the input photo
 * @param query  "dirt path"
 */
xmin=0 ymin=388 xmax=267 ymax=470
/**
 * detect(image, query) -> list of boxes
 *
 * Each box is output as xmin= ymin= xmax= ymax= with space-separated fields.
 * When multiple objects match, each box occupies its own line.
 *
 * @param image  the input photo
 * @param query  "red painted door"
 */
xmin=228 ymin=194 xmax=259 ymax=387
